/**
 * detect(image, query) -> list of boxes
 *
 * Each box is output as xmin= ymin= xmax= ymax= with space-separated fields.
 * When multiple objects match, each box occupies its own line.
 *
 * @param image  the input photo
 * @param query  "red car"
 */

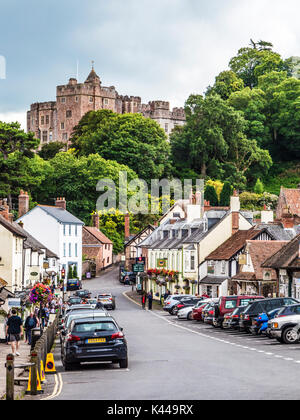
xmin=213 ymin=295 xmax=264 ymax=328
xmin=192 ymin=300 xmax=216 ymax=322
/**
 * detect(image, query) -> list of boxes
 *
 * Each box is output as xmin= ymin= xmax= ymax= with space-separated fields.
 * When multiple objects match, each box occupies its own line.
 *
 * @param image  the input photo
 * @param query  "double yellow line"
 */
xmin=41 ymin=372 xmax=63 ymax=400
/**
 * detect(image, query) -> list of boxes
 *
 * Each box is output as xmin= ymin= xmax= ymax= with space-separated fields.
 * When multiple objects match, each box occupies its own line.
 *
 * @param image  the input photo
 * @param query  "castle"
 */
xmin=27 ymin=66 xmax=186 ymax=148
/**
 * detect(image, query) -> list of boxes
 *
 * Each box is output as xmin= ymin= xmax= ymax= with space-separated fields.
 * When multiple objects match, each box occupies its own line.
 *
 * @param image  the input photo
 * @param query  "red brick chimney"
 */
xmin=124 ymin=212 xmax=130 ymax=239
xmin=92 ymin=213 xmax=99 ymax=229
xmin=18 ymin=190 xmax=29 ymax=218
xmin=55 ymin=197 xmax=66 ymax=210
xmin=0 ymin=199 xmax=13 ymax=222
xmin=204 ymin=200 xmax=211 ymax=212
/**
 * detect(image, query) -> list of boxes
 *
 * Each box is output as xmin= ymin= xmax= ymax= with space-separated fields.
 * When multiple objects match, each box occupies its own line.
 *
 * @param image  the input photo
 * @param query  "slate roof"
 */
xmin=199 ymin=276 xmax=226 ymax=285
xmin=0 ymin=215 xmax=27 ymax=239
xmin=38 ymin=205 xmax=84 ymax=225
xmin=262 ymin=234 xmax=300 ymax=270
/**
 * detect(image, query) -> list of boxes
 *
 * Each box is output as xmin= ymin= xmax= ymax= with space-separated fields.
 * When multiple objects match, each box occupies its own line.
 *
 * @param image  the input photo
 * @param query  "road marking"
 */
xmin=123 ymin=292 xmax=300 ymax=366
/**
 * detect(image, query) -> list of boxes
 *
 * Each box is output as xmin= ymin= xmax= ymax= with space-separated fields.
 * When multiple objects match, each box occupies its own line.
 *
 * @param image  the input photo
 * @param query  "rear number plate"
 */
xmin=86 ymin=338 xmax=106 ymax=344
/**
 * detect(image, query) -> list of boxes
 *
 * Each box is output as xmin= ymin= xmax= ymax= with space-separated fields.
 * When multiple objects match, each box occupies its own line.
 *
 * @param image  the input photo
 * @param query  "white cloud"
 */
xmin=0 ymin=112 xmax=27 ymax=130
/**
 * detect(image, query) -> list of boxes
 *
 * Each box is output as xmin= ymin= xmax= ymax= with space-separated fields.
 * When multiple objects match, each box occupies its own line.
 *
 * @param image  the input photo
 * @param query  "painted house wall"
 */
xmin=0 ymin=225 xmax=23 ymax=293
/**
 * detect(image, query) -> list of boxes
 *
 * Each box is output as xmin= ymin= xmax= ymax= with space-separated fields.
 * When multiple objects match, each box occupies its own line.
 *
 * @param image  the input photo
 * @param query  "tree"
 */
xmin=204 ymin=185 xmax=219 ymax=206
xmin=70 ymin=110 xmax=171 ymax=181
xmin=229 ymin=40 xmax=292 ymax=88
xmin=25 ymin=151 xmax=138 ymax=224
xmin=254 ymin=178 xmax=264 ymax=194
xmin=38 ymin=142 xmax=65 ymax=160
xmin=0 ymin=121 xmax=40 ymax=208
xmin=206 ymin=70 xmax=244 ymax=100
xmin=219 ymin=181 xmax=233 ymax=206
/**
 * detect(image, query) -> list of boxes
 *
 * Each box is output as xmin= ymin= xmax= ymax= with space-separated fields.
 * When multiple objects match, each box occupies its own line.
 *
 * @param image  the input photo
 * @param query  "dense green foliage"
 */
xmin=70 ymin=110 xmax=171 ymax=181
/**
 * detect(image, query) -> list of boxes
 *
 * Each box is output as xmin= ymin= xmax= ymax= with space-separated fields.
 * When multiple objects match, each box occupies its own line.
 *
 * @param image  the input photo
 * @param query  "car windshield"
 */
xmin=73 ymin=321 xmax=117 ymax=333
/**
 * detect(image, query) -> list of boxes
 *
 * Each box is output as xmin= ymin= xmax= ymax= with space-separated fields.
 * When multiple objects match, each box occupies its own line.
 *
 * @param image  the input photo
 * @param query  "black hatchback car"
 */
xmin=239 ymin=297 xmax=299 ymax=333
xmin=61 ymin=316 xmax=128 ymax=371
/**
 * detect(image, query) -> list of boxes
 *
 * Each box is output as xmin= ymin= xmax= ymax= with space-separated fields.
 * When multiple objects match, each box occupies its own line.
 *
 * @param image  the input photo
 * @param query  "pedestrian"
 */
xmin=4 ymin=313 xmax=10 ymax=345
xmin=124 ymin=275 xmax=130 ymax=286
xmin=95 ymin=298 xmax=104 ymax=309
xmin=147 ymin=290 xmax=153 ymax=310
xmin=6 ymin=309 xmax=23 ymax=356
xmin=38 ymin=304 xmax=47 ymax=328
xmin=141 ymin=292 xmax=147 ymax=309
xmin=24 ymin=313 xmax=38 ymax=346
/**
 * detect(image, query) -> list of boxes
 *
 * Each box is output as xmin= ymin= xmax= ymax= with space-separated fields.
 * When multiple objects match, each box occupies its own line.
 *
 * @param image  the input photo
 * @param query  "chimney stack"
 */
xmin=18 ymin=190 xmax=29 ymax=218
xmin=281 ymin=214 xmax=295 ymax=229
xmin=55 ymin=197 xmax=66 ymax=210
xmin=231 ymin=190 xmax=240 ymax=235
xmin=124 ymin=213 xmax=130 ymax=239
xmin=92 ymin=213 xmax=99 ymax=230
xmin=0 ymin=199 xmax=10 ymax=221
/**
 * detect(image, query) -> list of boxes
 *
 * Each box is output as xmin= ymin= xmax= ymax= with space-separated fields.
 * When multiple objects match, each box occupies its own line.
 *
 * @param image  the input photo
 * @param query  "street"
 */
xmin=50 ymin=267 xmax=300 ymax=401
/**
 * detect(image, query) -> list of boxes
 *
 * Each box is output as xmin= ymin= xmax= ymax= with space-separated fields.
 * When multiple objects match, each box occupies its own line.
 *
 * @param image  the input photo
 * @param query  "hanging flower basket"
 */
xmin=175 ymin=285 xmax=181 ymax=290
xmin=190 ymin=280 xmax=198 ymax=285
xmin=29 ymin=283 xmax=53 ymax=305
xmin=183 ymin=285 xmax=191 ymax=291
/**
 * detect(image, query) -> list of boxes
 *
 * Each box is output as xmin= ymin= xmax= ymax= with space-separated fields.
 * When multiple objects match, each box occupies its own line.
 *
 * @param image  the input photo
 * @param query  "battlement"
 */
xmin=149 ymin=100 xmax=170 ymax=111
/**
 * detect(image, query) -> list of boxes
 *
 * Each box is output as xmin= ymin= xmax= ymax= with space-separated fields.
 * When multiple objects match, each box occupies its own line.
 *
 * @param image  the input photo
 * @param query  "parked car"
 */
xmin=239 ymin=297 xmax=299 ymax=333
xmin=60 ymin=310 xmax=109 ymax=345
xmin=213 ymin=295 xmax=265 ymax=328
xmin=203 ymin=301 xmax=220 ymax=325
xmin=97 ymin=293 xmax=116 ymax=310
xmin=172 ymin=297 xmax=203 ymax=316
xmin=163 ymin=295 xmax=195 ymax=315
xmin=67 ymin=279 xmax=82 ymax=291
xmin=226 ymin=306 xmax=249 ymax=330
xmin=61 ymin=315 xmax=128 ymax=370
xmin=178 ymin=299 xmax=207 ymax=320
xmin=74 ymin=289 xmax=91 ymax=299
xmin=120 ymin=272 xmax=136 ymax=284
xmin=276 ymin=303 xmax=300 ymax=318
xmin=269 ymin=314 xmax=300 ymax=344
xmin=67 ymin=296 xmax=82 ymax=306
xmin=192 ymin=299 xmax=217 ymax=322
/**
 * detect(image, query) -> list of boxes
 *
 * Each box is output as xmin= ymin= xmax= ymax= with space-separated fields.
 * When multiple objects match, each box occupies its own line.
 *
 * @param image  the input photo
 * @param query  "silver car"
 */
xmin=270 ymin=314 xmax=300 ymax=344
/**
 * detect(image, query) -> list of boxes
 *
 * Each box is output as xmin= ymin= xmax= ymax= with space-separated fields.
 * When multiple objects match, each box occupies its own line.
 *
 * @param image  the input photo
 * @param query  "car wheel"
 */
xmin=282 ymin=327 xmax=299 ymax=344
xmin=171 ymin=307 xmax=176 ymax=315
xmin=187 ymin=312 xmax=193 ymax=320
xmin=119 ymin=358 xmax=128 ymax=369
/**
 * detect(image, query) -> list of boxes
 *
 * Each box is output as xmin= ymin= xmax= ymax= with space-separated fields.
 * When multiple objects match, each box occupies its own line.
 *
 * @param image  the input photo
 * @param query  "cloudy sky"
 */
xmin=0 ymin=0 xmax=300 ymax=129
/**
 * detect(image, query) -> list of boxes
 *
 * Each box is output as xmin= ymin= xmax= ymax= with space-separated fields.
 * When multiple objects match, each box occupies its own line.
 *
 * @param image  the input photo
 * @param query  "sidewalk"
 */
xmin=125 ymin=290 xmax=164 ymax=311
xmin=0 ymin=339 xmax=31 ymax=399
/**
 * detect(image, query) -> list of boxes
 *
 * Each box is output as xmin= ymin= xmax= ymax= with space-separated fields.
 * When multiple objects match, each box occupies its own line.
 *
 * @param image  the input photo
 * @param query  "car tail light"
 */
xmin=232 ymin=315 xmax=239 ymax=319
xmin=111 ymin=332 xmax=124 ymax=340
xmin=177 ymin=304 xmax=184 ymax=309
xmin=209 ymin=310 xmax=214 ymax=315
xmin=244 ymin=315 xmax=250 ymax=321
xmin=67 ymin=334 xmax=81 ymax=342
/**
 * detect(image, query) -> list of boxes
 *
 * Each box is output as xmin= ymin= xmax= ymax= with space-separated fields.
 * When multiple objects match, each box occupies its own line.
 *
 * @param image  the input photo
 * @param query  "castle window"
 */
xmin=42 ymin=131 xmax=48 ymax=143
xmin=49 ymin=131 xmax=53 ymax=141
xmin=41 ymin=116 xmax=44 ymax=125
xmin=66 ymin=110 xmax=72 ymax=118
xmin=61 ymin=122 xmax=65 ymax=130
xmin=46 ymin=115 xmax=49 ymax=124
xmin=104 ymin=98 xmax=109 ymax=105
xmin=63 ymin=133 xmax=68 ymax=141
xmin=61 ymin=97 xmax=66 ymax=103
xmin=89 ymin=96 xmax=93 ymax=103
xmin=75 ymin=96 xmax=79 ymax=102
xmin=165 ymin=123 xmax=169 ymax=133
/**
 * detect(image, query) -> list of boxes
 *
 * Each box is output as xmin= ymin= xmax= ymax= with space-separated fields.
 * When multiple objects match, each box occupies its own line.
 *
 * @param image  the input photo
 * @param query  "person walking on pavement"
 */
xmin=141 ymin=291 xmax=147 ymax=309
xmin=38 ymin=304 xmax=47 ymax=328
xmin=24 ymin=313 xmax=38 ymax=345
xmin=147 ymin=290 xmax=153 ymax=310
xmin=6 ymin=309 xmax=23 ymax=356
xmin=95 ymin=298 xmax=104 ymax=309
